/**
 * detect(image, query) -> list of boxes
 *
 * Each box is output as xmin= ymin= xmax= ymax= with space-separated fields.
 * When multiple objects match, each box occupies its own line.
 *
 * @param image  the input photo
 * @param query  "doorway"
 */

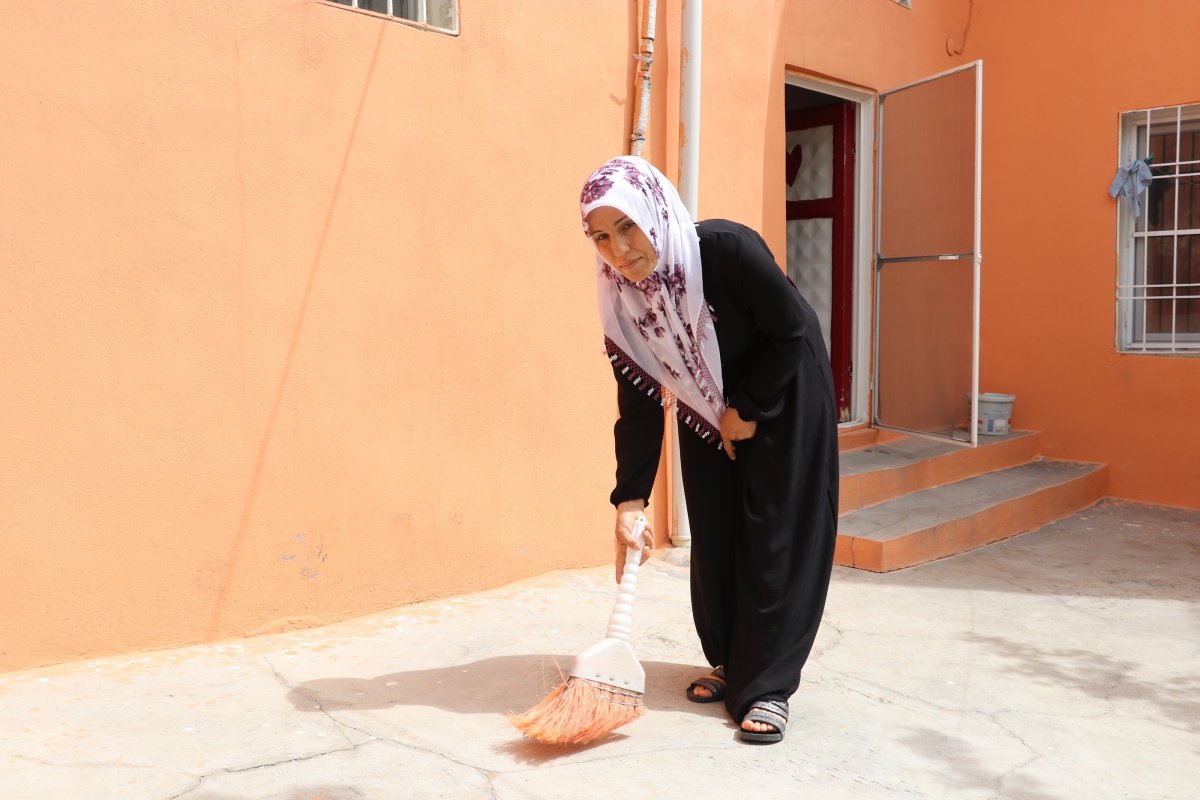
xmin=784 ymin=83 xmax=863 ymax=423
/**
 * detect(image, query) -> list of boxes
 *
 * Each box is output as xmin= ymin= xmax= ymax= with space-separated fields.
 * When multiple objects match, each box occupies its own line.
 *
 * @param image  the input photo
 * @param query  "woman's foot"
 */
xmin=685 ymin=666 xmax=726 ymax=703
xmin=738 ymin=699 xmax=788 ymax=743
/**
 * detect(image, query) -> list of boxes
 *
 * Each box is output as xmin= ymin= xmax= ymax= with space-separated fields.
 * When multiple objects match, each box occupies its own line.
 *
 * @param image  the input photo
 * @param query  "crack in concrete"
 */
xmin=353 ymin=736 xmax=500 ymax=798
xmin=813 ymin=619 xmax=846 ymax=659
xmin=264 ymin=655 xmax=358 ymax=750
xmin=983 ymin=711 xmax=1045 ymax=800
xmin=13 ymin=753 xmax=160 ymax=771
xmin=821 ymin=624 xmax=969 ymax=643
xmin=817 ymin=666 xmax=955 ymax=714
xmin=1050 ymin=593 xmax=1114 ymax=623
xmin=263 ymin=657 xmax=500 ymax=796
xmin=818 ymin=663 xmax=1054 ymax=791
xmin=161 ymin=741 xmax=363 ymax=800
xmin=163 ymin=776 xmax=204 ymax=800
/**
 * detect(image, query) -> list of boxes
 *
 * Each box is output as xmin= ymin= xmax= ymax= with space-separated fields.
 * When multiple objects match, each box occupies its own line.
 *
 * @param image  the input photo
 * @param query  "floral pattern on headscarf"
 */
xmin=581 ymin=156 xmax=726 ymax=436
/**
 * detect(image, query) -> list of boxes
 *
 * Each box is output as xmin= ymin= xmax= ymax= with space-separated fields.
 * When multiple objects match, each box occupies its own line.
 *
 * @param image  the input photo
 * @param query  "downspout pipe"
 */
xmin=630 ymin=0 xmax=657 ymax=158
xmin=678 ymin=0 xmax=703 ymax=212
xmin=669 ymin=0 xmax=702 ymax=547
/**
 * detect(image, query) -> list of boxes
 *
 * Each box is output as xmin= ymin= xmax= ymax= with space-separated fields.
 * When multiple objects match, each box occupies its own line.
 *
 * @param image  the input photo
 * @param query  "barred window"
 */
xmin=1116 ymin=103 xmax=1200 ymax=353
xmin=327 ymin=0 xmax=458 ymax=34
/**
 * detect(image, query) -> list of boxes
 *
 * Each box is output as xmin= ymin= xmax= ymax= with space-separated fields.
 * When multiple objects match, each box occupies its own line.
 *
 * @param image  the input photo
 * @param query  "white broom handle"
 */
xmin=605 ymin=516 xmax=647 ymax=641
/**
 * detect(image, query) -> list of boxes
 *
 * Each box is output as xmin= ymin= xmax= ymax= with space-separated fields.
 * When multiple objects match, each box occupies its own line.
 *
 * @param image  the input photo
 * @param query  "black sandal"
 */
xmin=685 ymin=665 xmax=726 ymax=704
xmin=738 ymin=699 xmax=788 ymax=743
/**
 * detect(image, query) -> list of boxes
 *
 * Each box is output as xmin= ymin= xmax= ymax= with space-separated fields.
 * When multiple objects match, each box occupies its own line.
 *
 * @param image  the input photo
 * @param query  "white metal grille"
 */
xmin=1116 ymin=103 xmax=1200 ymax=354
xmin=327 ymin=0 xmax=458 ymax=34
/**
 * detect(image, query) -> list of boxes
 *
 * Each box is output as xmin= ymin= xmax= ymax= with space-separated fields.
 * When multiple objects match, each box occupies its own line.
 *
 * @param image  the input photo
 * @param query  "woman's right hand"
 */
xmin=614 ymin=500 xmax=653 ymax=583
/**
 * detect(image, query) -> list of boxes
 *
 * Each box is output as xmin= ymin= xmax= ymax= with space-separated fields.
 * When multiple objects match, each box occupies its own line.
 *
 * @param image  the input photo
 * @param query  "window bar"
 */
xmin=386 ymin=0 xmax=393 ymax=16
xmin=1141 ymin=110 xmax=1151 ymax=349
xmin=1135 ymin=115 xmax=1142 ymax=349
xmin=1122 ymin=112 xmax=1132 ymax=350
xmin=1139 ymin=232 xmax=1147 ymax=350
xmin=1172 ymin=106 xmax=1182 ymax=350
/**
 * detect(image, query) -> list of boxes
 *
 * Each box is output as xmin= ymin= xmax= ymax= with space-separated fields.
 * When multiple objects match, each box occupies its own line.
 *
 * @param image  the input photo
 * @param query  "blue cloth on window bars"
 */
xmin=1109 ymin=159 xmax=1154 ymax=219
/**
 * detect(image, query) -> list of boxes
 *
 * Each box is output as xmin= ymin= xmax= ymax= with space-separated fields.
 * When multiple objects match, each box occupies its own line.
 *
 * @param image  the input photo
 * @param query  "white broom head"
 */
xmin=569 ymin=637 xmax=645 ymax=694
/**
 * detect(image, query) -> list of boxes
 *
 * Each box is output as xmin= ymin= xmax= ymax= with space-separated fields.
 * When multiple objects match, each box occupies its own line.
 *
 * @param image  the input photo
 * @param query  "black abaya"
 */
xmin=609 ymin=219 xmax=839 ymax=722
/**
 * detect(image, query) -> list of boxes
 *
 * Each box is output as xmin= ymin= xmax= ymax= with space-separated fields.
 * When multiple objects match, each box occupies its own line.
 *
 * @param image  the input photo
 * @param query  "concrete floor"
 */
xmin=3 ymin=499 xmax=1198 ymax=799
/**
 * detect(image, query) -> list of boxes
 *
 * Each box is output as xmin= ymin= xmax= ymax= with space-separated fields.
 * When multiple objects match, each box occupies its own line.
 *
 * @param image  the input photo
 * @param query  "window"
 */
xmin=327 ymin=0 xmax=458 ymax=34
xmin=1116 ymin=103 xmax=1200 ymax=353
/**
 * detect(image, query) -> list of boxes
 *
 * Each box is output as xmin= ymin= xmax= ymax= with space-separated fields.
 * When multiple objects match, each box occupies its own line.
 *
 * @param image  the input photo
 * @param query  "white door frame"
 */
xmin=784 ymin=72 xmax=875 ymax=428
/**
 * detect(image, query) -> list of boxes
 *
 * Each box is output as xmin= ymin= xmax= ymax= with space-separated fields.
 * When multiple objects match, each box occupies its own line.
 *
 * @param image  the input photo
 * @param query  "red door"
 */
xmin=785 ymin=101 xmax=855 ymax=421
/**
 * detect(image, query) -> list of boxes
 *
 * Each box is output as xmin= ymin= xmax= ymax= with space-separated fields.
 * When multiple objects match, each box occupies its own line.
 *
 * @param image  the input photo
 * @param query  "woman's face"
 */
xmin=584 ymin=206 xmax=658 ymax=283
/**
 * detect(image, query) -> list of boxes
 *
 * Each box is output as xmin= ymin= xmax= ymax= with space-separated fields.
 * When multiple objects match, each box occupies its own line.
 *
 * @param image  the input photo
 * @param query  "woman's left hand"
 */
xmin=720 ymin=407 xmax=757 ymax=460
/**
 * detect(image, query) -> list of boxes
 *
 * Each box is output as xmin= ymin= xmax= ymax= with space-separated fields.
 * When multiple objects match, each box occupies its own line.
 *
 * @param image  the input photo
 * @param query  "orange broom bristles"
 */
xmin=512 ymin=519 xmax=650 ymax=746
xmin=508 ymin=676 xmax=645 ymax=745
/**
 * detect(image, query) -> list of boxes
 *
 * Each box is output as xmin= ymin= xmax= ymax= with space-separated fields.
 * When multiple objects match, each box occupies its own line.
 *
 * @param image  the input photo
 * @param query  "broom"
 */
xmin=508 ymin=516 xmax=649 ymax=745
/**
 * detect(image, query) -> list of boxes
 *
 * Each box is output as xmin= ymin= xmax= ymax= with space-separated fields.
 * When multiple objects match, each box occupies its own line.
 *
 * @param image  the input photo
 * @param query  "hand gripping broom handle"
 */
xmin=604 ymin=516 xmax=647 ymax=642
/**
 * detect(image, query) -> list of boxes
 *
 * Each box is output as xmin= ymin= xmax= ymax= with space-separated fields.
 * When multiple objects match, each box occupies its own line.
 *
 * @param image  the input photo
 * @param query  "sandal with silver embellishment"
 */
xmin=685 ymin=665 xmax=726 ymax=704
xmin=738 ymin=699 xmax=788 ymax=744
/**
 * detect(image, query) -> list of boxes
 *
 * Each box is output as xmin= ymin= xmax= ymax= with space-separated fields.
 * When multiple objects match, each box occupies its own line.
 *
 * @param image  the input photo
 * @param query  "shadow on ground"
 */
xmin=961 ymin=631 xmax=1200 ymax=734
xmin=285 ymin=656 xmax=734 ymax=764
xmin=286 ymin=655 xmax=728 ymax=719
xmin=189 ymin=789 xmax=365 ymax=800
xmin=897 ymin=727 xmax=1060 ymax=800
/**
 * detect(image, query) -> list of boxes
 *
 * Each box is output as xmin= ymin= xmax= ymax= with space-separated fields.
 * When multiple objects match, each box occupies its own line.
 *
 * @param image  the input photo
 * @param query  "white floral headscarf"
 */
xmin=580 ymin=156 xmax=725 ymax=444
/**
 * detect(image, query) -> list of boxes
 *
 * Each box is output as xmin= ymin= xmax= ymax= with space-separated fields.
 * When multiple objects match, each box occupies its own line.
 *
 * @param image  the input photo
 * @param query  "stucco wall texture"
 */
xmin=1 ymin=0 xmax=641 ymax=671
xmin=966 ymin=0 xmax=1200 ymax=510
xmin=2 ymin=0 xmax=1196 ymax=672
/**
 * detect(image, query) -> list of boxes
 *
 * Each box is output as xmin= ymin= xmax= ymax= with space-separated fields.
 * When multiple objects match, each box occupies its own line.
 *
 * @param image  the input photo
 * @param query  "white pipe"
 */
xmin=670 ymin=0 xmax=702 ymax=547
xmin=630 ymin=0 xmax=657 ymax=158
xmin=678 ymin=0 xmax=703 ymax=212
xmin=970 ymin=61 xmax=983 ymax=447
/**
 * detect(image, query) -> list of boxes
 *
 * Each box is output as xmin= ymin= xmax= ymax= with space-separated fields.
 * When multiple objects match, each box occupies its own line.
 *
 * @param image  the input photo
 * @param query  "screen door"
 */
xmin=873 ymin=61 xmax=982 ymax=445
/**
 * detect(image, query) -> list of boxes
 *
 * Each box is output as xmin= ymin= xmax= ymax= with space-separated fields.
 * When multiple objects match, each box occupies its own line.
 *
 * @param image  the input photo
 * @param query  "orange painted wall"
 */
xmin=963 ymin=1 xmax=1200 ymax=508
xmin=0 ymin=0 xmax=644 ymax=671
xmin=639 ymin=0 xmax=969 ymax=541
xmin=693 ymin=0 xmax=1200 ymax=507
xmin=698 ymin=0 xmax=967 ymax=254
xmin=11 ymin=0 xmax=1187 ymax=673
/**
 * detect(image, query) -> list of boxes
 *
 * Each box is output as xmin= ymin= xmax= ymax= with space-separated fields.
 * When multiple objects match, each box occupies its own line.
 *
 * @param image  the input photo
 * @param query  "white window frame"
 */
xmin=325 ymin=0 xmax=459 ymax=35
xmin=1116 ymin=103 xmax=1200 ymax=354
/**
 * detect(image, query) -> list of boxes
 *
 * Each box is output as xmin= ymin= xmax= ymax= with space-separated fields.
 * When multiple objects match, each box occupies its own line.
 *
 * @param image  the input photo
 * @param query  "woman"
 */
xmin=581 ymin=155 xmax=838 ymax=744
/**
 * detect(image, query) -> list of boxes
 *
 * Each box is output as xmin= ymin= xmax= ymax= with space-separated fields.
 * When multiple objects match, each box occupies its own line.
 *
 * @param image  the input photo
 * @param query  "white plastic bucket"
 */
xmin=968 ymin=392 xmax=1016 ymax=436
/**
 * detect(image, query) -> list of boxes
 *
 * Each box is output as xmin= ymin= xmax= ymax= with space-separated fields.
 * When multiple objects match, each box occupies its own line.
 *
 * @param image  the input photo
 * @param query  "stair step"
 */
xmin=835 ymin=458 xmax=1108 ymax=572
xmin=839 ymin=430 xmax=1041 ymax=514
xmin=837 ymin=425 xmax=905 ymax=453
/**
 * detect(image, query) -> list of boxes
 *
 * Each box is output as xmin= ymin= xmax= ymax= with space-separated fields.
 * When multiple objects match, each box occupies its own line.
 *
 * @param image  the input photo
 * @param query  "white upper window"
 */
xmin=327 ymin=0 xmax=458 ymax=34
xmin=1116 ymin=103 xmax=1200 ymax=354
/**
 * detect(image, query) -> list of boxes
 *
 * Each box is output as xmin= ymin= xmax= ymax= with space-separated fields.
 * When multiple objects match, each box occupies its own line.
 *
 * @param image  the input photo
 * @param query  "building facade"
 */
xmin=2 ymin=0 xmax=1196 ymax=671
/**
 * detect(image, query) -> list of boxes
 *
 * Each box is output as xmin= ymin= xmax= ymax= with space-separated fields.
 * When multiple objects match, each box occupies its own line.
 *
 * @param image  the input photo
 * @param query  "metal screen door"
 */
xmin=874 ymin=61 xmax=982 ymax=445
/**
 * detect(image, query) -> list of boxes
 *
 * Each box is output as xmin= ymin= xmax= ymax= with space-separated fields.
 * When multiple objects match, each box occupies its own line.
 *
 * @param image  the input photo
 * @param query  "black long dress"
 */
xmin=609 ymin=218 xmax=839 ymax=723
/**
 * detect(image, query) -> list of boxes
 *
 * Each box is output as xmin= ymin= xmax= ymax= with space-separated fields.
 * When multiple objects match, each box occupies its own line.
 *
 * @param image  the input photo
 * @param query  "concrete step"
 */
xmin=839 ymin=430 xmax=1042 ymax=515
xmin=835 ymin=458 xmax=1108 ymax=572
xmin=837 ymin=425 xmax=905 ymax=453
